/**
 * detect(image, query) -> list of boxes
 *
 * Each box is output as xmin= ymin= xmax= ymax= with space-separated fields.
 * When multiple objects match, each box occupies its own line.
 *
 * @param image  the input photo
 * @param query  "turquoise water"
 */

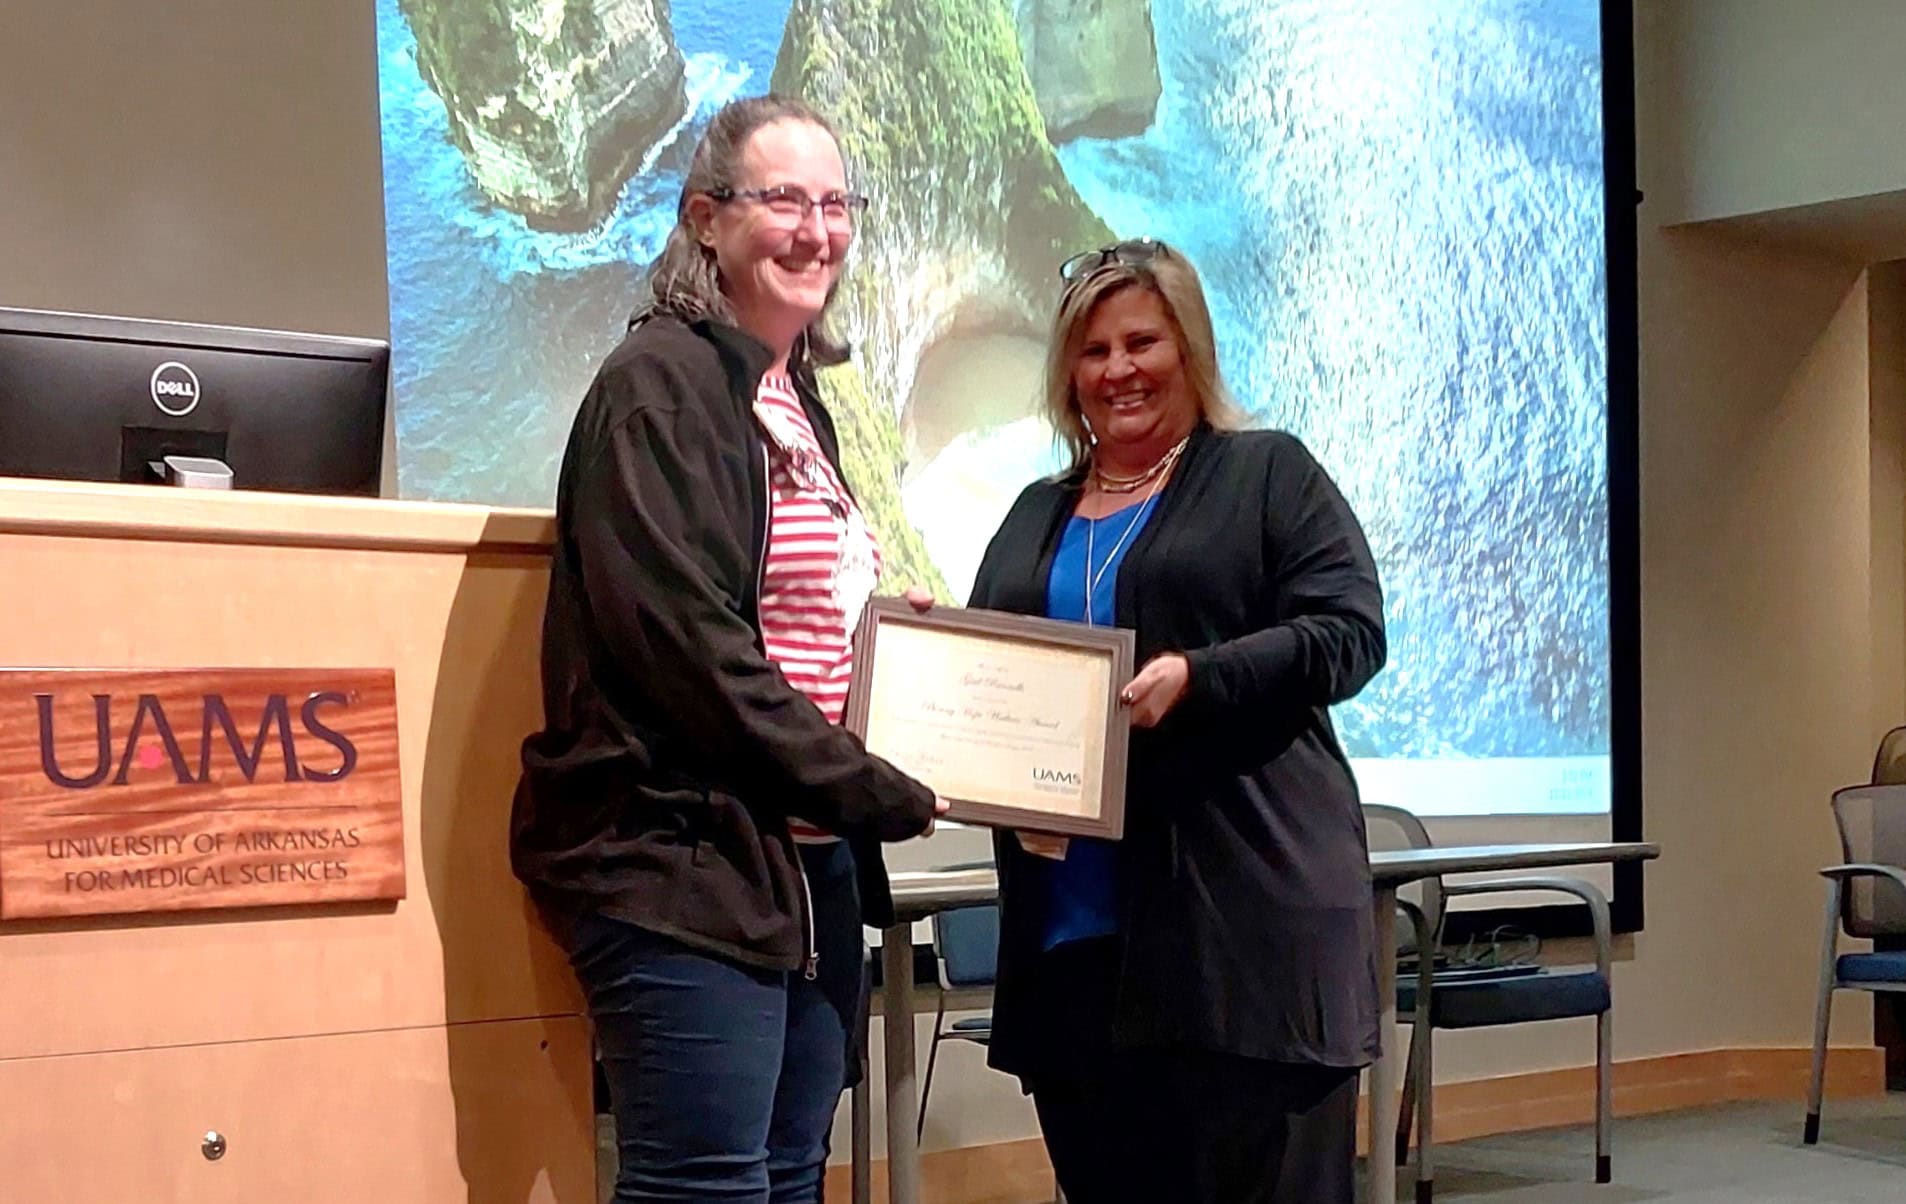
xmin=375 ymin=0 xmax=1609 ymax=764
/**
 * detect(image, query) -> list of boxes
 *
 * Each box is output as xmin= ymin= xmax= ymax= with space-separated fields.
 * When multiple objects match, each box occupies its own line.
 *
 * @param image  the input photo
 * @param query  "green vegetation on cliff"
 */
xmin=771 ymin=0 xmax=1112 ymax=271
xmin=817 ymin=362 xmax=949 ymax=598
xmin=772 ymin=0 xmax=1115 ymax=601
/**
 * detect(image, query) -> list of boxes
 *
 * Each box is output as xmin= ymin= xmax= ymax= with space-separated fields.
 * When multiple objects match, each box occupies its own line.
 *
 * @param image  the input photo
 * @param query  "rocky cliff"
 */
xmin=1013 ymin=0 xmax=1162 ymax=142
xmin=400 ymin=0 xmax=687 ymax=231
xmin=773 ymin=0 xmax=1114 ymax=596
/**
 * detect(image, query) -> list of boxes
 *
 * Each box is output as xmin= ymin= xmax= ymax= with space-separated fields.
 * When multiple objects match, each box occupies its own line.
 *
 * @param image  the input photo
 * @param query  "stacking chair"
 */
xmin=1364 ymin=805 xmax=1615 ymax=1203
xmin=1804 ymin=782 xmax=1906 ymax=1143
xmin=1871 ymin=724 xmax=1906 ymax=786
xmin=916 ymin=881 xmax=1000 ymax=1138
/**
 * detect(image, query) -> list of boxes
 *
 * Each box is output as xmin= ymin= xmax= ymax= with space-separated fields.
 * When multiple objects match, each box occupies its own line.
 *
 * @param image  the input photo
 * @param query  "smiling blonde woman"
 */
xmin=970 ymin=239 xmax=1388 ymax=1204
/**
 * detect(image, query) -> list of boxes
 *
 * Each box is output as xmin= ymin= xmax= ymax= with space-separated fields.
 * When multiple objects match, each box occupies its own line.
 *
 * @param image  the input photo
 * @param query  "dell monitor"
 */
xmin=0 ymin=306 xmax=388 ymax=496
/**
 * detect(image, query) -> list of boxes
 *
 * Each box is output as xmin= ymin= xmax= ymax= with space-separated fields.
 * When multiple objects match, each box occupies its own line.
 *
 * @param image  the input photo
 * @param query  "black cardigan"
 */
xmin=968 ymin=423 xmax=1387 ymax=1071
xmin=511 ymin=315 xmax=936 ymax=973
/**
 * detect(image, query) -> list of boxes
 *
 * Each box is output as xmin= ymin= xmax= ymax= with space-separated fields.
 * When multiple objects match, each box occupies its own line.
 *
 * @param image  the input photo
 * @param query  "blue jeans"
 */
xmin=566 ymin=840 xmax=864 ymax=1203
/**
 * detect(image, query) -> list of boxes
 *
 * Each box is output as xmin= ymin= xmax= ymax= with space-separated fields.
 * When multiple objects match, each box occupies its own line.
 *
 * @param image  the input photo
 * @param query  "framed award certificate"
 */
xmin=845 ymin=598 xmax=1134 ymax=840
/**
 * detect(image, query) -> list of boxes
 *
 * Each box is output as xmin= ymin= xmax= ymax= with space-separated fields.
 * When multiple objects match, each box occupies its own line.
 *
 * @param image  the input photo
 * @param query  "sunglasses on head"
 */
xmin=1058 ymin=238 xmax=1173 ymax=286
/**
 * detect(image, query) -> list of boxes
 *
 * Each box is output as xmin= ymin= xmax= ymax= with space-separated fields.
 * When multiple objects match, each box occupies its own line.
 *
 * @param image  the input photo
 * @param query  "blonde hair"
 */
xmin=1041 ymin=248 xmax=1243 ymax=475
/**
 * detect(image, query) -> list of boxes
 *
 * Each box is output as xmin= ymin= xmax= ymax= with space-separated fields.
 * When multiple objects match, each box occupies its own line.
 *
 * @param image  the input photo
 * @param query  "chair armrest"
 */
xmin=1441 ymin=876 xmax=1611 ymax=979
xmin=1396 ymin=897 xmax=1436 ymax=1028
xmin=1819 ymin=863 xmax=1906 ymax=893
xmin=1819 ymin=865 xmax=1906 ymax=942
xmin=1396 ymin=897 xmax=1435 ymax=962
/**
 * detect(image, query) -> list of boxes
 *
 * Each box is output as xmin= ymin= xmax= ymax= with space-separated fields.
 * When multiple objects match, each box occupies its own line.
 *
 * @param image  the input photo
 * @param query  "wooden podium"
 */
xmin=0 ymin=476 xmax=592 ymax=1201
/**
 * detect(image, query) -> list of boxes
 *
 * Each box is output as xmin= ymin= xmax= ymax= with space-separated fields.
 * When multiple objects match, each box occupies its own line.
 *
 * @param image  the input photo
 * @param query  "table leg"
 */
xmin=852 ymin=1018 xmax=872 ymax=1204
xmin=881 ymin=923 xmax=921 ymax=1204
xmin=1367 ymin=886 xmax=1399 ymax=1204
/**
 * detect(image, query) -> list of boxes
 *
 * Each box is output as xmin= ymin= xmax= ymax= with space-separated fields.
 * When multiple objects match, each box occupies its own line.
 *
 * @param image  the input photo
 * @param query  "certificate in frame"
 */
xmin=845 ymin=598 xmax=1134 ymax=840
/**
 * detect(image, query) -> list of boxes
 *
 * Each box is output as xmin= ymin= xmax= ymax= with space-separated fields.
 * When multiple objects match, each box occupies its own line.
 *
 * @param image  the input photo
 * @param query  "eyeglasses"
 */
xmin=707 ymin=185 xmax=870 ymax=230
xmin=1059 ymin=238 xmax=1173 ymax=285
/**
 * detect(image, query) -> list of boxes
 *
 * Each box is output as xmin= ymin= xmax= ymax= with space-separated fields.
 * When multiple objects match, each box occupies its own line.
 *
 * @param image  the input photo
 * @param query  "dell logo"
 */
xmin=150 ymin=361 xmax=201 ymax=417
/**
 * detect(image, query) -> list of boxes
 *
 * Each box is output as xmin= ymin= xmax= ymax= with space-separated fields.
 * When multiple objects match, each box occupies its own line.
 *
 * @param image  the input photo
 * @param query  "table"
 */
xmin=856 ymin=843 xmax=1659 ymax=1204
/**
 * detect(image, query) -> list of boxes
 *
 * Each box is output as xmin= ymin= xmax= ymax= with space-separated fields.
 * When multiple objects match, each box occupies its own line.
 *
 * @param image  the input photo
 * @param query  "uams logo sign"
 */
xmin=0 ymin=668 xmax=406 ymax=922
xmin=35 ymin=691 xmax=357 ymax=789
xmin=149 ymin=360 xmax=201 ymax=416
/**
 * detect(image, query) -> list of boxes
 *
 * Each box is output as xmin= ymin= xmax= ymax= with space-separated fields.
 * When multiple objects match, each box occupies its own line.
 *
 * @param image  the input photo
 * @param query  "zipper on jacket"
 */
xmin=754 ymin=443 xmax=771 ymax=635
xmin=798 ymin=858 xmax=819 ymax=981
xmin=760 ymin=438 xmax=818 ymax=981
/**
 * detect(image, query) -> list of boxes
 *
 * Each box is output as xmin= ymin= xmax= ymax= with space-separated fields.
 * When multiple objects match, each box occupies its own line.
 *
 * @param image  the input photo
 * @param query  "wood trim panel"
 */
xmin=826 ymin=1046 xmax=1887 ymax=1203
xmin=1356 ymin=1044 xmax=1884 ymax=1148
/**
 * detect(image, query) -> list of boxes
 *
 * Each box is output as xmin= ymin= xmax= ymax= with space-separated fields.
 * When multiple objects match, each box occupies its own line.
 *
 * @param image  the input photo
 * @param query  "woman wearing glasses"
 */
xmin=511 ymin=95 xmax=943 ymax=1203
xmin=967 ymin=240 xmax=1387 ymax=1203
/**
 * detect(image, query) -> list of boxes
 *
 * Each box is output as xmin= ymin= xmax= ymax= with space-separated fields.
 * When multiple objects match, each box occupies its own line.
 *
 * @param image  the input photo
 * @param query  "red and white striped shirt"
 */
xmin=753 ymin=374 xmax=882 ymax=842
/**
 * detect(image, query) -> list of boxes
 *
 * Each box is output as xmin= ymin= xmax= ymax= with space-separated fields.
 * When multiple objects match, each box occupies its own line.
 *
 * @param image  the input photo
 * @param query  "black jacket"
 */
xmin=510 ymin=315 xmax=937 ymax=972
xmin=968 ymin=423 xmax=1386 ymax=1070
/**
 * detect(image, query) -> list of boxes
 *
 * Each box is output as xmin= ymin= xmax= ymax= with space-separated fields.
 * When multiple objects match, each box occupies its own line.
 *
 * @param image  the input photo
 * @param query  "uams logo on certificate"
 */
xmin=1030 ymin=766 xmax=1083 ymax=792
xmin=149 ymin=361 xmax=201 ymax=416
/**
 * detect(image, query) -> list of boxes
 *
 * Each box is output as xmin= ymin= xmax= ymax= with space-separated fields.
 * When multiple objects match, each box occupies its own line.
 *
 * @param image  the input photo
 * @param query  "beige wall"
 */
xmin=0 ymin=0 xmax=387 ymax=339
xmin=0 ymin=0 xmax=393 ymax=488
xmin=1647 ymin=0 xmax=1906 ymax=225
xmin=7 ymin=0 xmax=1906 ymax=1171
xmin=1870 ymin=260 xmax=1906 ymax=735
xmin=1625 ymin=235 xmax=1875 ymax=1051
xmin=1623 ymin=0 xmax=1906 ymax=1075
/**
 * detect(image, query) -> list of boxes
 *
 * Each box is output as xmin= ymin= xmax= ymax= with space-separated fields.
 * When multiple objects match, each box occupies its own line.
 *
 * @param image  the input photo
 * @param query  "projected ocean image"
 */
xmin=377 ymin=0 xmax=1610 ymax=785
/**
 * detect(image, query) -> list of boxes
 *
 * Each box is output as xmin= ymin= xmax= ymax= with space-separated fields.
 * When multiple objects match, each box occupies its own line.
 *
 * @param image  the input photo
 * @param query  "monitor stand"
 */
xmin=151 ymin=455 xmax=233 ymax=490
xmin=120 ymin=425 xmax=230 ymax=487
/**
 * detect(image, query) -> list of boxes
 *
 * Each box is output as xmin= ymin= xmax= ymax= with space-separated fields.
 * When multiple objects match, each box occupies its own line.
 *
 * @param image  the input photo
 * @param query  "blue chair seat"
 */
xmin=1399 ymin=967 xmax=1611 ymax=1029
xmin=948 ymin=1016 xmax=993 ymax=1039
xmin=1837 ymin=951 xmax=1906 ymax=985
